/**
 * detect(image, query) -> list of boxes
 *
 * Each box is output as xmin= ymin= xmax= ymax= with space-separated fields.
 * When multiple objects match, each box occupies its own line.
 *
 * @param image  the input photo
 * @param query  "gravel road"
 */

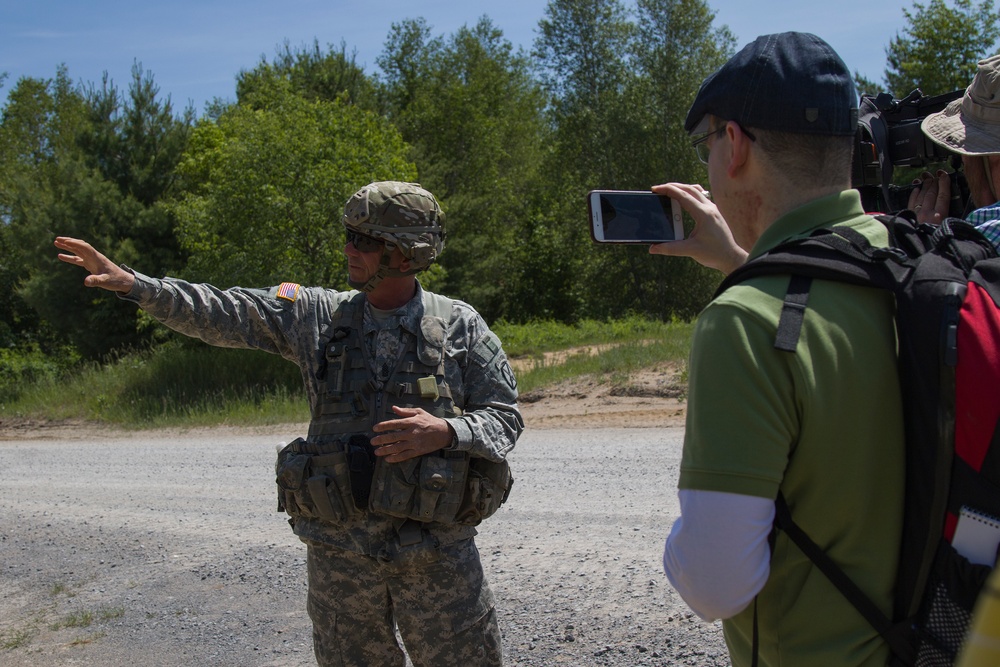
xmin=0 ymin=425 xmax=728 ymax=666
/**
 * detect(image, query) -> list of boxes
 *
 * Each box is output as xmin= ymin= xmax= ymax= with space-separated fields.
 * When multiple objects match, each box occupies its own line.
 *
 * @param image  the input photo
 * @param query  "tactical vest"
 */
xmin=310 ymin=290 xmax=460 ymax=436
xmin=275 ymin=291 xmax=512 ymax=527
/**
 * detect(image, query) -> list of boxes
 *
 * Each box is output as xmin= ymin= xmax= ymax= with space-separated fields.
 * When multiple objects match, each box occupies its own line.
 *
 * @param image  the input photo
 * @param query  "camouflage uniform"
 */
xmin=120 ymin=273 xmax=522 ymax=667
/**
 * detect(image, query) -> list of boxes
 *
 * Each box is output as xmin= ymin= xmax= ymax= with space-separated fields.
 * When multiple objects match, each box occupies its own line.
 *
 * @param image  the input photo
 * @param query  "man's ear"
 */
xmin=725 ymin=121 xmax=752 ymax=178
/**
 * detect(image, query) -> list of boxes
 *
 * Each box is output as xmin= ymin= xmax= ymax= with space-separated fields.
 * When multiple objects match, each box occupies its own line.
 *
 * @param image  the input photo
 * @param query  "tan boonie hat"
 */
xmin=922 ymin=54 xmax=1000 ymax=156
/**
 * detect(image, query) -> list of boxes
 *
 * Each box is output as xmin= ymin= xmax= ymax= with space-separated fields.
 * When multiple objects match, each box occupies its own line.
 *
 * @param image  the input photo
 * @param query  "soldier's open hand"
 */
xmin=54 ymin=237 xmax=136 ymax=293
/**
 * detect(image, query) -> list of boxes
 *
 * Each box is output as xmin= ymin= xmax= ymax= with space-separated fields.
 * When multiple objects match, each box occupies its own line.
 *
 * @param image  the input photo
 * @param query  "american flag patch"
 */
xmin=276 ymin=282 xmax=300 ymax=301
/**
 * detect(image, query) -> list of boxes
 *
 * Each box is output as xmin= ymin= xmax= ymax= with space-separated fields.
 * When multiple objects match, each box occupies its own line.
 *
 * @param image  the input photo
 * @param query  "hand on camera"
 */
xmin=907 ymin=170 xmax=951 ymax=225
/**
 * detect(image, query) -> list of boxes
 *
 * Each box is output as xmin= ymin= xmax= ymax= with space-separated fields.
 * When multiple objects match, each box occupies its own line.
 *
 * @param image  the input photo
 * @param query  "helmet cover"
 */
xmin=342 ymin=181 xmax=445 ymax=271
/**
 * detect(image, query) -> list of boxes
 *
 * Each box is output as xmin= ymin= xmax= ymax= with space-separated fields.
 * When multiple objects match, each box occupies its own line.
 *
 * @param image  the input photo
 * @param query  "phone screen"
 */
xmin=588 ymin=191 xmax=684 ymax=243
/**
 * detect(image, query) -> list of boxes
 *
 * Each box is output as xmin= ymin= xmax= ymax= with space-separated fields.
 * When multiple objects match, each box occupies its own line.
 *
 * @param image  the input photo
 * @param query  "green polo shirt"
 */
xmin=681 ymin=190 xmax=905 ymax=666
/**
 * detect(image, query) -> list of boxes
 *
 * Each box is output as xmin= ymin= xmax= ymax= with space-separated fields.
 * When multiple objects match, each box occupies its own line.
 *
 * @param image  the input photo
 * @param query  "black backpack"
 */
xmin=717 ymin=212 xmax=1000 ymax=666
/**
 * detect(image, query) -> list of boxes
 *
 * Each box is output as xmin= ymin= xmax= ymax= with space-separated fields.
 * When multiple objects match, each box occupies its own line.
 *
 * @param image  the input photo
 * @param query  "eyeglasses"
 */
xmin=691 ymin=127 xmax=726 ymax=164
xmin=691 ymin=124 xmax=756 ymax=164
xmin=345 ymin=229 xmax=384 ymax=253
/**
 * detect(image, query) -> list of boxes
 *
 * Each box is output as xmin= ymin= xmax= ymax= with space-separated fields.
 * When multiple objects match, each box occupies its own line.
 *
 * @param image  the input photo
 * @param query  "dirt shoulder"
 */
xmin=516 ymin=363 xmax=687 ymax=429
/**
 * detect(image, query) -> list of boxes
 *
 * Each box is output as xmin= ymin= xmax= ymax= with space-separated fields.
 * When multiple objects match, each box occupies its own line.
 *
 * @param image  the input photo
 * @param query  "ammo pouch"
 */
xmin=457 ymin=457 xmax=514 ymax=526
xmin=275 ymin=437 xmax=360 ymax=525
xmin=369 ymin=452 xmax=513 ymax=526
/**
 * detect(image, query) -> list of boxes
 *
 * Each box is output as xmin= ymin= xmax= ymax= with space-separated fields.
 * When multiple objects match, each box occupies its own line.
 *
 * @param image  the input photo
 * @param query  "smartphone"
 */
xmin=588 ymin=190 xmax=684 ymax=244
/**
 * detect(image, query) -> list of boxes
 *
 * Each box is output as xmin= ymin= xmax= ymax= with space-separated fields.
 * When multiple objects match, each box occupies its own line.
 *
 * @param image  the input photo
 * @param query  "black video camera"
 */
xmin=853 ymin=88 xmax=972 ymax=217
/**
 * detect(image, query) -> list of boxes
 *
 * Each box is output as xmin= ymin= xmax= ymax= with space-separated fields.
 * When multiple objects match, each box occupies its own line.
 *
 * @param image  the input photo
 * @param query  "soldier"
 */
xmin=55 ymin=181 xmax=523 ymax=667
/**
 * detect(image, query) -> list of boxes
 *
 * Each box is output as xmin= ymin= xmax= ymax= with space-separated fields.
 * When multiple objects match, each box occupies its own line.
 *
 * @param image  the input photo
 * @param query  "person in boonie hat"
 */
xmin=910 ymin=54 xmax=1000 ymax=249
xmin=922 ymin=54 xmax=1000 ymax=157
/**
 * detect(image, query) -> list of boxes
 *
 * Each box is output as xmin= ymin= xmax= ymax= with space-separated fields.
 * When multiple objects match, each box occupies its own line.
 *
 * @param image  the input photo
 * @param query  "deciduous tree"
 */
xmin=884 ymin=0 xmax=1000 ymax=97
xmin=172 ymin=78 xmax=415 ymax=290
xmin=237 ymin=39 xmax=382 ymax=113
xmin=531 ymin=0 xmax=732 ymax=321
xmin=4 ymin=64 xmax=192 ymax=359
xmin=379 ymin=17 xmax=549 ymax=319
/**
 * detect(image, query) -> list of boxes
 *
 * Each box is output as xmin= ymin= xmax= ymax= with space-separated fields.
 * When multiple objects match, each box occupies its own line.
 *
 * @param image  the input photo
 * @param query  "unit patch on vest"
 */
xmin=276 ymin=282 xmax=301 ymax=302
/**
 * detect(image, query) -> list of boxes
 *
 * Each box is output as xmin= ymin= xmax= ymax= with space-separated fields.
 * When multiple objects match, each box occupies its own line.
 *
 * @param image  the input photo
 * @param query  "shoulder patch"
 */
xmin=499 ymin=358 xmax=517 ymax=392
xmin=276 ymin=282 xmax=301 ymax=302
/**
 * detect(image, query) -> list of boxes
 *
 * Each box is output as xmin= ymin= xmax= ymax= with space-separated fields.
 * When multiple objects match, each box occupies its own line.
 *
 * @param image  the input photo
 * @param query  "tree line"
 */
xmin=1 ymin=0 xmax=997 ymax=362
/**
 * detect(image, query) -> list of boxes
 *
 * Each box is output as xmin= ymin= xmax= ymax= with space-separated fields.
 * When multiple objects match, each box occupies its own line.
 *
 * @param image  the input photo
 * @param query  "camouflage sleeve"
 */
xmin=445 ymin=305 xmax=523 ymax=463
xmin=119 ymin=270 xmax=314 ymax=362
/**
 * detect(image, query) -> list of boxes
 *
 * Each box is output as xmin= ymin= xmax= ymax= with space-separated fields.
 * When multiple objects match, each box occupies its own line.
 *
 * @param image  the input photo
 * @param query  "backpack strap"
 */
xmin=717 ymin=226 xmax=892 ymax=353
xmin=773 ymin=275 xmax=813 ymax=352
xmin=752 ymin=596 xmax=761 ymax=667
xmin=775 ymin=493 xmax=917 ymax=664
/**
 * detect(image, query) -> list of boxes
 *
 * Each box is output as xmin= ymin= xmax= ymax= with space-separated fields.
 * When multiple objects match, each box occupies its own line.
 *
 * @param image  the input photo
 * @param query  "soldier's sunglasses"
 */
xmin=345 ymin=229 xmax=384 ymax=253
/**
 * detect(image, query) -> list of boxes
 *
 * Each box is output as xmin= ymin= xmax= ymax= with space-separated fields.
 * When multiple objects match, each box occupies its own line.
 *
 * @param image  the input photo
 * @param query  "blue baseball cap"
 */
xmin=685 ymin=32 xmax=858 ymax=137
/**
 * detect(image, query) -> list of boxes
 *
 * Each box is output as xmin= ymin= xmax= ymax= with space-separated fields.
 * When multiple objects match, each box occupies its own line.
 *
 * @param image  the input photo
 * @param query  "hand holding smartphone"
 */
xmin=588 ymin=190 xmax=684 ymax=244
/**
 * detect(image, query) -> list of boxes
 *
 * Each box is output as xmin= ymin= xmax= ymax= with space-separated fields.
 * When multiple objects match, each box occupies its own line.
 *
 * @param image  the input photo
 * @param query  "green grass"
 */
xmin=48 ymin=606 xmax=124 ymax=631
xmin=493 ymin=315 xmax=688 ymax=357
xmin=0 ymin=579 xmax=124 ymax=654
xmin=507 ymin=323 xmax=693 ymax=395
xmin=1 ymin=627 xmax=35 ymax=650
xmin=1 ymin=317 xmax=693 ymax=428
xmin=2 ymin=342 xmax=309 ymax=428
xmin=0 ymin=344 xmax=79 ymax=404
xmin=99 ymin=607 xmax=125 ymax=621
xmin=51 ymin=610 xmax=93 ymax=630
xmin=49 ymin=582 xmax=71 ymax=597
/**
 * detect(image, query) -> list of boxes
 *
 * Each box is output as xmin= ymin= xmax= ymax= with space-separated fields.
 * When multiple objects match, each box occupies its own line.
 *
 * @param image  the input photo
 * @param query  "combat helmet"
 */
xmin=342 ymin=181 xmax=446 ymax=292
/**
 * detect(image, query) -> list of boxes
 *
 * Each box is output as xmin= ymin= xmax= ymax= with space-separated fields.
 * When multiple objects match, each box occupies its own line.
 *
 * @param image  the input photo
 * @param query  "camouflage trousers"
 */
xmin=306 ymin=536 xmax=502 ymax=667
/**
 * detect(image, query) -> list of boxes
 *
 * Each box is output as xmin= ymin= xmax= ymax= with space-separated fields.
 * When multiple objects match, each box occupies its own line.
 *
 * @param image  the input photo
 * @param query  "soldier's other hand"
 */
xmin=371 ymin=405 xmax=453 ymax=463
xmin=54 ymin=237 xmax=135 ymax=293
xmin=648 ymin=182 xmax=748 ymax=275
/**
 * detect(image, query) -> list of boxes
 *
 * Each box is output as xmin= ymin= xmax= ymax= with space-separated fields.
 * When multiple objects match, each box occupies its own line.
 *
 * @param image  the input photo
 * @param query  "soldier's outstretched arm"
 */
xmin=54 ymin=237 xmax=135 ymax=294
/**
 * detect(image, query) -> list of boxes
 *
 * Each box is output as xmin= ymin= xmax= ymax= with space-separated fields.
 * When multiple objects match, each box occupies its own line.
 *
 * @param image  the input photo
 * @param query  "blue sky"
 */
xmin=2 ymin=0 xmax=910 ymax=115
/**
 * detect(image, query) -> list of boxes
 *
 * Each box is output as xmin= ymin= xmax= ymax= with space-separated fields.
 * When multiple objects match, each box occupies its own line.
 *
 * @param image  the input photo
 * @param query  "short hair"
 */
xmin=751 ymin=129 xmax=855 ymax=189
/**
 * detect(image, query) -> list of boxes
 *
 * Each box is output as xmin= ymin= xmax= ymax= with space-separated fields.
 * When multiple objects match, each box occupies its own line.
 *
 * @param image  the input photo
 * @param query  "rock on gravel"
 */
xmin=0 ymin=425 xmax=727 ymax=666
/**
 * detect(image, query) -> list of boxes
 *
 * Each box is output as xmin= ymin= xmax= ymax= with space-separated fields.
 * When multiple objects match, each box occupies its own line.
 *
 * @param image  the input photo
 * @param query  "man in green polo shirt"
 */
xmin=654 ymin=32 xmax=906 ymax=666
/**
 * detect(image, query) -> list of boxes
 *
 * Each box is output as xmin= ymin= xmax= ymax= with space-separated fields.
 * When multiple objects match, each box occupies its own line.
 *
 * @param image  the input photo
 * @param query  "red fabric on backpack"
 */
xmin=955 ymin=282 xmax=1000 ymax=473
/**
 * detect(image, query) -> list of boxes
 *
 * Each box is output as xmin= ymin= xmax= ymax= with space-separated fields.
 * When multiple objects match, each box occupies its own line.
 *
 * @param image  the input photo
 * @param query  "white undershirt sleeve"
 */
xmin=662 ymin=489 xmax=775 ymax=621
